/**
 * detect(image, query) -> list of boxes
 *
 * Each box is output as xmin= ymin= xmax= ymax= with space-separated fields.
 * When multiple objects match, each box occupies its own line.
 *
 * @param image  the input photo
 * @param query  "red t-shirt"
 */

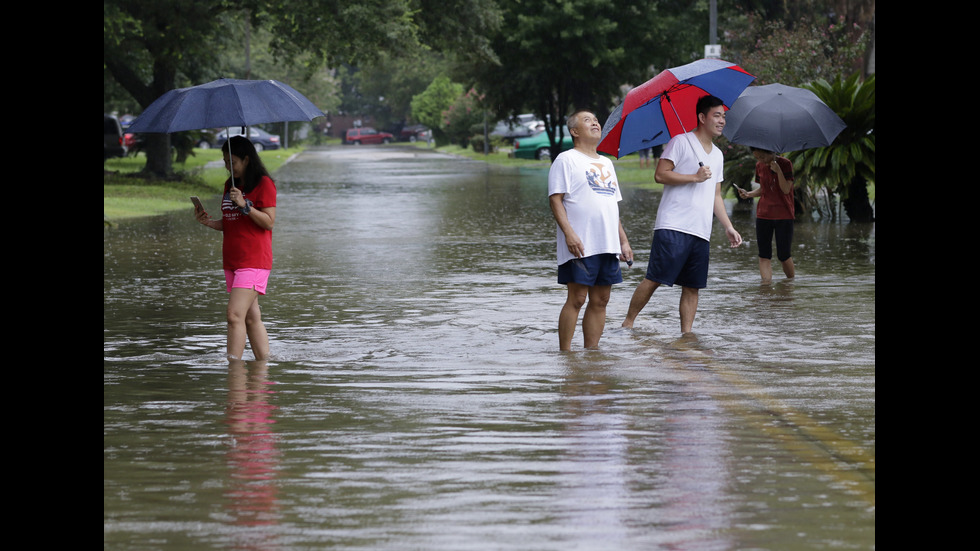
xmin=755 ymin=157 xmax=795 ymax=220
xmin=221 ymin=176 xmax=276 ymax=270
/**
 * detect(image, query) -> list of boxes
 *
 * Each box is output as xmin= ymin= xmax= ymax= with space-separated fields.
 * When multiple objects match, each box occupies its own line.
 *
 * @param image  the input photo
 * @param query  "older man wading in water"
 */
xmin=548 ymin=110 xmax=633 ymax=351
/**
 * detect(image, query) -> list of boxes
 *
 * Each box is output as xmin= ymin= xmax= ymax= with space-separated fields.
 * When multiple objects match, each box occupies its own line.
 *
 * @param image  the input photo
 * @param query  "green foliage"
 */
xmin=411 ymin=76 xmax=464 ymax=143
xmin=788 ymin=73 xmax=875 ymax=220
xmin=443 ymin=88 xmax=486 ymax=147
xmin=104 ymin=146 xmax=303 ymax=220
xmin=726 ymin=14 xmax=870 ymax=86
xmin=339 ymin=51 xmax=450 ymax=127
xmin=104 ymin=0 xmax=499 ymax=177
xmin=469 ymin=0 xmax=665 ymax=157
xmin=258 ymin=0 xmax=421 ymax=69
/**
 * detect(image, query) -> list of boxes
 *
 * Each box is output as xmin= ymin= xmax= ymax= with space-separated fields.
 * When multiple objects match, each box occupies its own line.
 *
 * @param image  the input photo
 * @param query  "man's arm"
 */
xmin=654 ymin=157 xmax=713 ymax=186
xmin=618 ymin=219 xmax=633 ymax=263
xmin=713 ymin=182 xmax=742 ymax=248
xmin=549 ymin=193 xmax=584 ymax=258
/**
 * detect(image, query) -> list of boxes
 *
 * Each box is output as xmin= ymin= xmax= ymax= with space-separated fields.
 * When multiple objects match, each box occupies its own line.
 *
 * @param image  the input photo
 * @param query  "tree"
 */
xmin=338 ymin=51 xmax=450 ymax=130
xmin=721 ymin=0 xmax=875 ymax=84
xmin=789 ymin=73 xmax=875 ymax=222
xmin=469 ymin=0 xmax=665 ymax=160
xmin=104 ymin=0 xmax=239 ymax=176
xmin=104 ymin=0 xmax=499 ymax=177
xmin=411 ymin=76 xmax=464 ymax=146
xmin=443 ymin=88 xmax=486 ymax=147
xmin=726 ymin=14 xmax=870 ymax=86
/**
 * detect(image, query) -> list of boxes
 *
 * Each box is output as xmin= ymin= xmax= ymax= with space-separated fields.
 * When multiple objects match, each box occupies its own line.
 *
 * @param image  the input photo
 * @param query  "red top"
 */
xmin=755 ymin=157 xmax=795 ymax=220
xmin=221 ymin=176 xmax=276 ymax=270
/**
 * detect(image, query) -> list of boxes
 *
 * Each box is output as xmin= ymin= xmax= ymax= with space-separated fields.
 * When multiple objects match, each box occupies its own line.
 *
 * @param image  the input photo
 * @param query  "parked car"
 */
xmin=123 ymin=131 xmax=139 ymax=150
xmin=214 ymin=127 xmax=281 ymax=151
xmin=193 ymin=129 xmax=217 ymax=149
xmin=399 ymin=124 xmax=431 ymax=142
xmin=345 ymin=127 xmax=394 ymax=145
xmin=511 ymin=128 xmax=573 ymax=160
xmin=104 ymin=114 xmax=127 ymax=160
xmin=491 ymin=113 xmax=544 ymax=142
xmin=118 ymin=114 xmax=136 ymax=129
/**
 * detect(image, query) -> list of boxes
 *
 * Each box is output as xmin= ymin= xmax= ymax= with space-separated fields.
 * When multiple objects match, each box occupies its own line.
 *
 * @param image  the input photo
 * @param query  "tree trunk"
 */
xmin=105 ymin=57 xmax=177 ymax=178
xmin=843 ymin=178 xmax=875 ymax=222
xmin=141 ymin=134 xmax=173 ymax=178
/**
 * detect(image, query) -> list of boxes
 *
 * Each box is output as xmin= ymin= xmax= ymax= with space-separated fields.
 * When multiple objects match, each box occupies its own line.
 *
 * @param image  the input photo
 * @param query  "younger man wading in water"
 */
xmin=549 ymin=110 xmax=633 ymax=350
xmin=621 ymin=95 xmax=742 ymax=333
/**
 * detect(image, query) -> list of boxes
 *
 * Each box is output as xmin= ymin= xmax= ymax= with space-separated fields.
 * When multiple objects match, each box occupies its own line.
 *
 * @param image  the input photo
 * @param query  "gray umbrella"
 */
xmin=722 ymin=83 xmax=846 ymax=153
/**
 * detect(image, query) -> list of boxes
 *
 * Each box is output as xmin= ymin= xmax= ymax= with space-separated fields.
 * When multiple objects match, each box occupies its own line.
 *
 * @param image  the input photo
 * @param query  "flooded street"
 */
xmin=104 ymin=145 xmax=875 ymax=550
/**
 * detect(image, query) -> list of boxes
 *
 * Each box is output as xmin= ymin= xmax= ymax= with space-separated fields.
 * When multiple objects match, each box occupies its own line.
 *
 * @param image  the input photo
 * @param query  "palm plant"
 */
xmin=789 ymin=73 xmax=875 ymax=222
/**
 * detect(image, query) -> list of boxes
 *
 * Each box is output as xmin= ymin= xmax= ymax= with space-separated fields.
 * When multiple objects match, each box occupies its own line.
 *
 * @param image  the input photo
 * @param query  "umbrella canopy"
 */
xmin=127 ymin=78 xmax=325 ymax=134
xmin=722 ymin=83 xmax=846 ymax=153
xmin=598 ymin=59 xmax=755 ymax=158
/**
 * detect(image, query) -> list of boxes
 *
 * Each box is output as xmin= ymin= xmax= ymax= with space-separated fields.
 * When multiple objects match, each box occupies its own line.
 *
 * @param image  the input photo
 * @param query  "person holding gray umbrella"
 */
xmin=195 ymin=136 xmax=277 ymax=360
xmin=736 ymin=148 xmax=796 ymax=283
xmin=722 ymin=83 xmax=846 ymax=283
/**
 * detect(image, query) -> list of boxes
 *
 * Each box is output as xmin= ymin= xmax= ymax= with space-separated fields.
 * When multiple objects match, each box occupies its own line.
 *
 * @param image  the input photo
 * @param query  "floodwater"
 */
xmin=104 ymin=145 xmax=875 ymax=550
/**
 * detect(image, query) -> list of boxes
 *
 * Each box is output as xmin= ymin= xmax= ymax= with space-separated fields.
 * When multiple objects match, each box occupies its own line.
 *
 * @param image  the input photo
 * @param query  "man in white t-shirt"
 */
xmin=621 ymin=95 xmax=742 ymax=334
xmin=548 ymin=110 xmax=633 ymax=350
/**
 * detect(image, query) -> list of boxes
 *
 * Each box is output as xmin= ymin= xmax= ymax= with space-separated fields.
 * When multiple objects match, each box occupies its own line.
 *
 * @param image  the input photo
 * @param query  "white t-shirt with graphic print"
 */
xmin=548 ymin=149 xmax=623 ymax=266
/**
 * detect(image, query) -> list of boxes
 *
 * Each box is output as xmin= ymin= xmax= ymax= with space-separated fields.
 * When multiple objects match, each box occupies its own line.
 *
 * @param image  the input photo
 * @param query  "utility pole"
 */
xmin=705 ymin=0 xmax=721 ymax=59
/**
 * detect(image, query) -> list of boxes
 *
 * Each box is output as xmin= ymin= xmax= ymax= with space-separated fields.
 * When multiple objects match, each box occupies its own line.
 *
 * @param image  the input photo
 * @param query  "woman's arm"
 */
xmin=772 ymin=158 xmax=794 ymax=195
xmin=229 ymin=181 xmax=276 ymax=230
xmin=736 ymin=185 xmax=762 ymax=199
xmin=246 ymin=206 xmax=275 ymax=230
xmin=196 ymin=207 xmax=223 ymax=231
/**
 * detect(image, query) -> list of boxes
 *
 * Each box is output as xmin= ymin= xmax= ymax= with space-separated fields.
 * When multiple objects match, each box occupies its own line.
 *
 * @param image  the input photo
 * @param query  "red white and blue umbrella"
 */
xmin=598 ymin=59 xmax=755 ymax=158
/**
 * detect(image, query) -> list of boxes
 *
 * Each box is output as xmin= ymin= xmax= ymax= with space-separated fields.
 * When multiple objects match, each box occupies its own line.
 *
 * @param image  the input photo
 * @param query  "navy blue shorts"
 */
xmin=558 ymin=254 xmax=623 ymax=286
xmin=644 ymin=229 xmax=709 ymax=288
xmin=756 ymin=218 xmax=794 ymax=262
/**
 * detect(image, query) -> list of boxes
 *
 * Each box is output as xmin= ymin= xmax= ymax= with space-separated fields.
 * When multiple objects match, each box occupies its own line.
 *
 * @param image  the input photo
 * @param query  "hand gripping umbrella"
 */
xmin=598 ymin=59 xmax=756 ymax=159
xmin=127 ymin=78 xmax=325 ymax=188
xmin=722 ymin=83 xmax=846 ymax=153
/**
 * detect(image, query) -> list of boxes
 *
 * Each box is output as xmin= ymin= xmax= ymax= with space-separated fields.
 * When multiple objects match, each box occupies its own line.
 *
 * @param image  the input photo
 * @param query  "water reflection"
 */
xmin=225 ymin=360 xmax=281 ymax=544
xmin=104 ymin=145 xmax=874 ymax=550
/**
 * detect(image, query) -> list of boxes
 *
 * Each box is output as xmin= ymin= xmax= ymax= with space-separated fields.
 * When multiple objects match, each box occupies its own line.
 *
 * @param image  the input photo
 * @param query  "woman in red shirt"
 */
xmin=195 ymin=136 xmax=277 ymax=360
xmin=737 ymin=147 xmax=796 ymax=283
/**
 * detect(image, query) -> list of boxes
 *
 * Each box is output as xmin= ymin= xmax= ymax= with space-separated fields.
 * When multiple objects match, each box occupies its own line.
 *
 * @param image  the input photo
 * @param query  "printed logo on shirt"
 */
xmin=586 ymin=163 xmax=618 ymax=196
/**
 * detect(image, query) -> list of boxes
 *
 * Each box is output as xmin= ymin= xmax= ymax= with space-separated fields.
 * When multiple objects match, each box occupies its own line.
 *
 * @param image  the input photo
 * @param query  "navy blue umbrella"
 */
xmin=127 ymin=78 xmax=325 ymax=134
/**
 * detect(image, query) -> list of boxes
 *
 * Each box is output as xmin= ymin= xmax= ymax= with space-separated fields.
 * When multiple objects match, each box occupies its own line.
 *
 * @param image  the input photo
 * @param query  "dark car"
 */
xmin=512 ymin=128 xmax=573 ymax=160
xmin=345 ymin=127 xmax=394 ymax=145
xmin=192 ymin=129 xmax=218 ymax=149
xmin=399 ymin=124 xmax=431 ymax=142
xmin=104 ymin=114 xmax=127 ymax=160
xmin=214 ymin=127 xmax=281 ymax=151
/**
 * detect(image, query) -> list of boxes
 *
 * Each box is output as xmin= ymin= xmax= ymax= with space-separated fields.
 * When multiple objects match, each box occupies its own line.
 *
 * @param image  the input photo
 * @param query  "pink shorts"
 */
xmin=224 ymin=268 xmax=271 ymax=295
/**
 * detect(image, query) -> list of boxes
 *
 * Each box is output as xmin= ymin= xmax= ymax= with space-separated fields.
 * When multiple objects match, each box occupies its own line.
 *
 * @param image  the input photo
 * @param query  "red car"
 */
xmin=345 ymin=127 xmax=394 ymax=145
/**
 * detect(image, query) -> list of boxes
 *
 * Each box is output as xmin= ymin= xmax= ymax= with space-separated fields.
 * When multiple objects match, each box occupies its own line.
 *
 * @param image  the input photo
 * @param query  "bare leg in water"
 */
xmin=226 ymin=287 xmax=269 ymax=360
